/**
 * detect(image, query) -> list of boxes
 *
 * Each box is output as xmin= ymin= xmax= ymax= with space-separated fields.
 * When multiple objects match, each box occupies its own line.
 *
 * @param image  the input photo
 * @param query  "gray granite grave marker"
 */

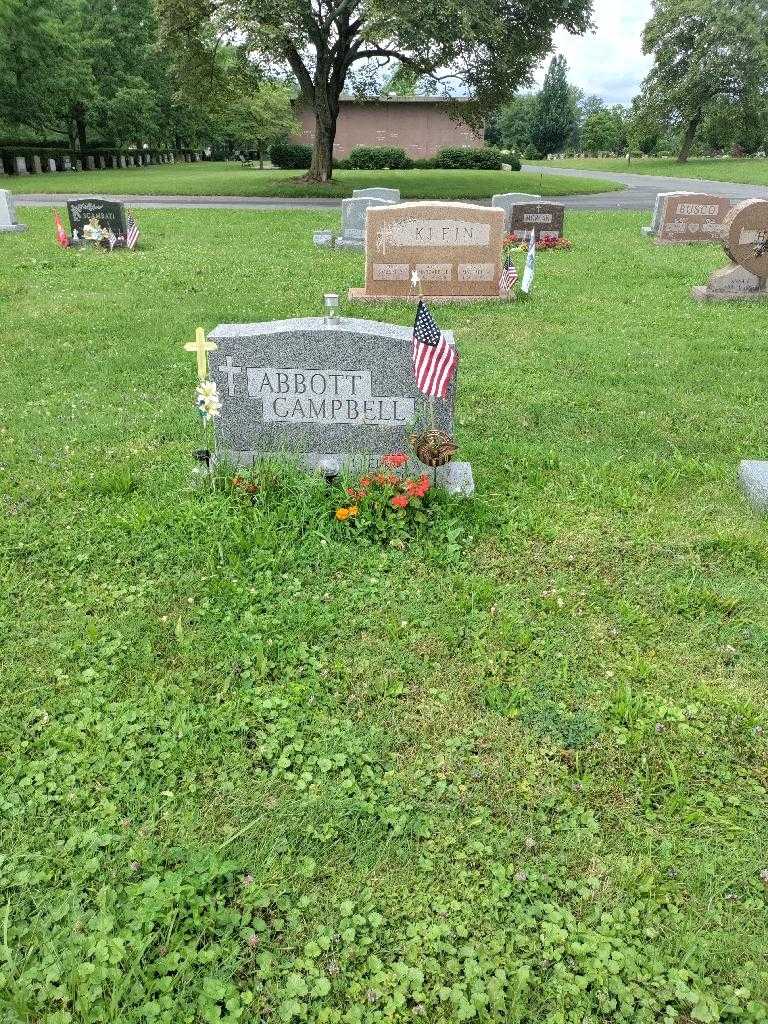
xmin=739 ymin=461 xmax=768 ymax=511
xmin=491 ymin=192 xmax=542 ymax=232
xmin=336 ymin=196 xmax=395 ymax=250
xmin=508 ymin=201 xmax=565 ymax=240
xmin=14 ymin=156 xmax=28 ymax=176
xmin=62 ymin=155 xmax=72 ymax=171
xmin=0 ymin=189 xmax=27 ymax=233
xmin=47 ymin=158 xmax=57 ymax=172
xmin=86 ymin=155 xmax=96 ymax=170
xmin=352 ymin=187 xmax=401 ymax=202
xmin=32 ymin=154 xmax=42 ymax=174
xmin=208 ymin=316 xmax=473 ymax=494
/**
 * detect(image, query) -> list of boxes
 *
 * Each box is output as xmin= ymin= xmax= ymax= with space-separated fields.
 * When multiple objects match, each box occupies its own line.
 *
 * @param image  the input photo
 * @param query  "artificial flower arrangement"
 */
xmin=504 ymin=231 xmax=572 ymax=253
xmin=334 ymin=452 xmax=435 ymax=541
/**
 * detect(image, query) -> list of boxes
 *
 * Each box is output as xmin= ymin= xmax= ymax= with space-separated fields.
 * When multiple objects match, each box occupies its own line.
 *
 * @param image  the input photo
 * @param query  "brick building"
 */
xmin=293 ymin=97 xmax=483 ymax=159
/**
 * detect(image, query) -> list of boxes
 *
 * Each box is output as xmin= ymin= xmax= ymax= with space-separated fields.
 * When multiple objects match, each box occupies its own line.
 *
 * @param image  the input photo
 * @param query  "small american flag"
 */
xmin=412 ymin=299 xmax=458 ymax=399
xmin=125 ymin=212 xmax=140 ymax=250
xmin=500 ymin=255 xmax=518 ymax=295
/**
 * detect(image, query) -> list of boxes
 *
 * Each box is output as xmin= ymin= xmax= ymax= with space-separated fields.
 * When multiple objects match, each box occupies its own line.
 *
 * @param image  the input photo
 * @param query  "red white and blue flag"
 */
xmin=125 ymin=212 xmax=139 ymax=250
xmin=499 ymin=255 xmax=518 ymax=295
xmin=412 ymin=299 xmax=457 ymax=399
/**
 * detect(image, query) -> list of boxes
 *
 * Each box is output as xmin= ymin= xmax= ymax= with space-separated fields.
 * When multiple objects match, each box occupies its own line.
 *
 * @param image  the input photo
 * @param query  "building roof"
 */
xmin=336 ymin=94 xmax=472 ymax=104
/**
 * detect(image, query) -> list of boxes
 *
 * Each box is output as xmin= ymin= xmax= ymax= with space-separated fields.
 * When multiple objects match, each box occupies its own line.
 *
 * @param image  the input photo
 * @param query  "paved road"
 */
xmin=14 ymin=166 xmax=768 ymax=213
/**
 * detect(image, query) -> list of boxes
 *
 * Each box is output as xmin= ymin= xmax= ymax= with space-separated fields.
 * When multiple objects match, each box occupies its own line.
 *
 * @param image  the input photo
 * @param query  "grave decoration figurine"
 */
xmin=692 ymin=198 xmax=768 ymax=302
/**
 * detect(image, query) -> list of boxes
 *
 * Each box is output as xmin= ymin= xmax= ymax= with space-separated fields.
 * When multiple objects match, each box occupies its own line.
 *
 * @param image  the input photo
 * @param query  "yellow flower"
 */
xmin=348 ymin=506 xmax=358 ymax=517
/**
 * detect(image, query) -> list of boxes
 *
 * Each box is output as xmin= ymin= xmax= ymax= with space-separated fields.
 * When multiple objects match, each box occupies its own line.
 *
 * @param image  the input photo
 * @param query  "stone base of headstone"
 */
xmin=738 ymin=460 xmax=768 ymax=511
xmin=210 ymin=451 xmax=474 ymax=495
xmin=0 ymin=223 xmax=27 ymax=234
xmin=348 ymin=287 xmax=508 ymax=305
xmin=641 ymin=226 xmax=654 ymax=236
xmin=692 ymin=264 xmax=768 ymax=302
xmin=313 ymin=230 xmax=334 ymax=248
xmin=334 ymin=237 xmax=364 ymax=251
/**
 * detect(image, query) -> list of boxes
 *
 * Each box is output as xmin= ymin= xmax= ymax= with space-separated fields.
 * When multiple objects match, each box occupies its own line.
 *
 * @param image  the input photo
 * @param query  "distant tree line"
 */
xmin=0 ymin=0 xmax=296 ymax=154
xmin=488 ymin=0 xmax=768 ymax=163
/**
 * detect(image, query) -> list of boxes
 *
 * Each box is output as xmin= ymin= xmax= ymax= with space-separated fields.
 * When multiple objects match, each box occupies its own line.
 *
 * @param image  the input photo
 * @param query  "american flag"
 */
xmin=499 ymin=255 xmax=518 ymax=295
xmin=412 ymin=299 xmax=458 ymax=399
xmin=125 ymin=212 xmax=140 ymax=250
xmin=53 ymin=209 xmax=69 ymax=248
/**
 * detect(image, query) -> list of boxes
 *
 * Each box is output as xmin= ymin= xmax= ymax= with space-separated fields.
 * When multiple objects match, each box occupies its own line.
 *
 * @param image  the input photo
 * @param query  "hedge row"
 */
xmin=269 ymin=142 xmax=521 ymax=172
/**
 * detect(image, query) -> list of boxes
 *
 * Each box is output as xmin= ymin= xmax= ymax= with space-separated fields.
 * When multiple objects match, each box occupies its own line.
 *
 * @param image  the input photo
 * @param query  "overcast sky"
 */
xmin=532 ymin=0 xmax=654 ymax=106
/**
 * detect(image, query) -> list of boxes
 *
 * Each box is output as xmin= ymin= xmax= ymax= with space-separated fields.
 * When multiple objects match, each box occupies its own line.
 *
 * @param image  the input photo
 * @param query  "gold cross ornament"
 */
xmin=184 ymin=327 xmax=217 ymax=380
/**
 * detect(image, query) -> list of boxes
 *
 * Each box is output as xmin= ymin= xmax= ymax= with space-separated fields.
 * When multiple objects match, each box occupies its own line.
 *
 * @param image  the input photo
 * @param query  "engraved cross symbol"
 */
xmin=218 ymin=355 xmax=243 ymax=397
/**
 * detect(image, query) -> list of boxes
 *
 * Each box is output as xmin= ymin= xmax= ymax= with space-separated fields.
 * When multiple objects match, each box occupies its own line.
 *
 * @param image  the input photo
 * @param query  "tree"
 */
xmin=638 ymin=0 xmax=768 ymax=163
xmin=581 ymin=107 xmax=626 ymax=152
xmin=495 ymin=93 xmax=538 ymax=152
xmin=219 ymin=83 xmax=297 ymax=164
xmin=156 ymin=0 xmax=594 ymax=182
xmin=530 ymin=55 xmax=576 ymax=156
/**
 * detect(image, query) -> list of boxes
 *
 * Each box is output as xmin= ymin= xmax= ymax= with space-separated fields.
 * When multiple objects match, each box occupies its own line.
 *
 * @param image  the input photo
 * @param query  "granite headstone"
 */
xmin=655 ymin=193 xmax=731 ymax=244
xmin=693 ymin=199 xmax=768 ymax=301
xmin=491 ymin=192 xmax=542 ymax=232
xmin=67 ymin=198 xmax=128 ymax=242
xmin=351 ymin=201 xmax=506 ymax=302
xmin=642 ymin=191 xmax=693 ymax=236
xmin=0 ymin=190 xmax=27 ymax=233
xmin=352 ymin=187 xmax=401 ymax=203
xmin=508 ymin=201 xmax=565 ymax=241
xmin=14 ymin=156 xmax=28 ymax=176
xmin=335 ymin=196 xmax=395 ymax=250
xmin=208 ymin=316 xmax=473 ymax=493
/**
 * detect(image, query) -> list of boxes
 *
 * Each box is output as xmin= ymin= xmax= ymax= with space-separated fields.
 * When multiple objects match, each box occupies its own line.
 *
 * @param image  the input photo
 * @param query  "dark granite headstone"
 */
xmin=67 ymin=198 xmax=128 ymax=242
xmin=508 ymin=201 xmax=565 ymax=240
xmin=208 ymin=316 xmax=473 ymax=493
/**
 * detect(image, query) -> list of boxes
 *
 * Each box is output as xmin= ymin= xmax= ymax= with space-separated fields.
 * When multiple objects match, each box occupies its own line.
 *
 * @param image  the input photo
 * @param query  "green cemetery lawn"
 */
xmin=529 ymin=155 xmax=768 ymax=185
xmin=3 ymin=207 xmax=768 ymax=1024
xmin=4 ymin=160 xmax=620 ymax=200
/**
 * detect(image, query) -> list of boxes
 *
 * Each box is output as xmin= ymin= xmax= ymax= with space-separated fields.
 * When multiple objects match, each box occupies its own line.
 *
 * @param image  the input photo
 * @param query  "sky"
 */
xmin=532 ymin=0 xmax=655 ymax=106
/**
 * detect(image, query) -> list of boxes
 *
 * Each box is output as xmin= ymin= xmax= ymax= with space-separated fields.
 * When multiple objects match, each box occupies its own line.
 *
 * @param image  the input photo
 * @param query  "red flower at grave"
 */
xmin=382 ymin=453 xmax=408 ymax=469
xmin=391 ymin=495 xmax=410 ymax=509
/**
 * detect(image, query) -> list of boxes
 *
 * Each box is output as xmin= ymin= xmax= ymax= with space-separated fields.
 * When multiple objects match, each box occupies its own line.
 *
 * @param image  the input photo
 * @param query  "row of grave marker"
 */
xmin=3 ymin=151 xmax=201 ymax=176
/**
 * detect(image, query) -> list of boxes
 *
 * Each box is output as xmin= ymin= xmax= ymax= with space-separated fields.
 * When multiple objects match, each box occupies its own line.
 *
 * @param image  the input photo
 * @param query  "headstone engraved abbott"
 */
xmin=208 ymin=316 xmax=473 ymax=493
xmin=693 ymin=199 xmax=768 ymax=302
xmin=67 ymin=198 xmax=128 ymax=244
xmin=655 ymin=193 xmax=731 ymax=244
xmin=350 ymin=201 xmax=505 ymax=302
xmin=508 ymin=202 xmax=565 ymax=241
xmin=0 ymin=190 xmax=27 ymax=233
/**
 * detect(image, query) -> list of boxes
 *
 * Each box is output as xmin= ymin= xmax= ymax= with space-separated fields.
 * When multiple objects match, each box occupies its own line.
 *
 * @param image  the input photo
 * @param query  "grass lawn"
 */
xmin=2 ymin=208 xmax=768 ymax=1023
xmin=3 ymin=160 xmax=621 ymax=200
xmin=529 ymin=156 xmax=768 ymax=186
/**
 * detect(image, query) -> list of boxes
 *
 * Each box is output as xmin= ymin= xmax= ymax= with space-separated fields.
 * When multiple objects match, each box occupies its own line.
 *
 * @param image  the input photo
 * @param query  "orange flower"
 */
xmin=360 ymin=477 xmax=371 ymax=487
xmin=405 ymin=474 xmax=430 ymax=498
xmin=335 ymin=506 xmax=358 ymax=521
xmin=381 ymin=453 xmax=408 ymax=469
xmin=390 ymin=495 xmax=410 ymax=509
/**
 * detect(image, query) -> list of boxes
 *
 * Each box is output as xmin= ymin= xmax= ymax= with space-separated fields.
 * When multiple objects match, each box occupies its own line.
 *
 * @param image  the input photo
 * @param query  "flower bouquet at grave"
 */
xmin=504 ymin=231 xmax=571 ymax=253
xmin=334 ymin=453 xmax=436 ymax=543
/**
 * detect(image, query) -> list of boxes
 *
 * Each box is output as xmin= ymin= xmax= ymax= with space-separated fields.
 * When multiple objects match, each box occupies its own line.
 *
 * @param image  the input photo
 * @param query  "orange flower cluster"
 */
xmin=335 ymin=454 xmax=431 ymax=522
xmin=335 ymin=506 xmax=358 ymax=521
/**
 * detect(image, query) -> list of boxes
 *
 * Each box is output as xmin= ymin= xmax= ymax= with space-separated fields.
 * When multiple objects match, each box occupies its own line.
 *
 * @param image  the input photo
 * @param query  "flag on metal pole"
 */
xmin=412 ymin=299 xmax=458 ymax=400
xmin=520 ymin=230 xmax=537 ymax=295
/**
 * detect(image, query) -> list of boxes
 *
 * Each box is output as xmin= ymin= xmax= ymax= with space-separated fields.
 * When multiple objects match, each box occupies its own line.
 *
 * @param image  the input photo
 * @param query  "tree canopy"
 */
xmin=157 ymin=0 xmax=594 ymax=180
xmin=637 ymin=0 xmax=768 ymax=161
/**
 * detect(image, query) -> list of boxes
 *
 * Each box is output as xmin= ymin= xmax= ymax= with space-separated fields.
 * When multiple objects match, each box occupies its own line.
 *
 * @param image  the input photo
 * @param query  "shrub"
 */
xmin=432 ymin=146 xmax=506 ymax=170
xmin=347 ymin=146 xmax=413 ymax=169
xmin=522 ymin=144 xmax=542 ymax=160
xmin=506 ymin=154 xmax=522 ymax=171
xmin=412 ymin=157 xmax=438 ymax=169
xmin=269 ymin=140 xmax=312 ymax=169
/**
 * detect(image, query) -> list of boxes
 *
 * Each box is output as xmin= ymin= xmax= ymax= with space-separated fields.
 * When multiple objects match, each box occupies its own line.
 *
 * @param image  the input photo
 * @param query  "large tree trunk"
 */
xmin=72 ymin=102 xmax=88 ymax=151
xmin=676 ymin=112 xmax=701 ymax=163
xmin=308 ymin=91 xmax=337 ymax=182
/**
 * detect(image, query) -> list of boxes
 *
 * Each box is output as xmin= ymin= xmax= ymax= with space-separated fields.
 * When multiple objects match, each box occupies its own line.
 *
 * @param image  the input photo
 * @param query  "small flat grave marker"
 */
xmin=66 ymin=197 xmax=129 ymax=247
